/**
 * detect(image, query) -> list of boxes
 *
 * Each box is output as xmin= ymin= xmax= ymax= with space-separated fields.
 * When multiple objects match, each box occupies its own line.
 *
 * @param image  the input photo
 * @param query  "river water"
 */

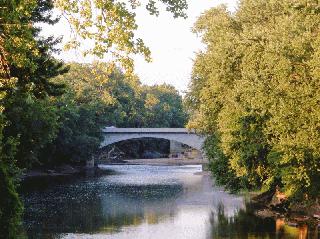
xmin=21 ymin=164 xmax=319 ymax=239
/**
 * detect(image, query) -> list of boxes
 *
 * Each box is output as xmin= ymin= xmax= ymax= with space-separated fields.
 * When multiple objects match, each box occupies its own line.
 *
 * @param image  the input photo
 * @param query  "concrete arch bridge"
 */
xmin=100 ymin=128 xmax=205 ymax=151
xmin=85 ymin=128 xmax=206 ymax=167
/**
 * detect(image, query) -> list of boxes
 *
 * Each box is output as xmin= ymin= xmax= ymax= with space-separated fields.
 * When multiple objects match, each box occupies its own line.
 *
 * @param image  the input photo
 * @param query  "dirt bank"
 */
xmin=21 ymin=164 xmax=108 ymax=180
xmin=251 ymin=191 xmax=320 ymax=227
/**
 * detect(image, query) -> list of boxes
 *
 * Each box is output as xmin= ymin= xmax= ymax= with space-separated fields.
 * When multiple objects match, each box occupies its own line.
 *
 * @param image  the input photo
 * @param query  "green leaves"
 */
xmin=4 ymin=93 xmax=60 ymax=168
xmin=54 ymin=62 xmax=187 ymax=128
xmin=41 ymin=63 xmax=187 ymax=165
xmin=187 ymin=0 xmax=320 ymax=200
xmin=142 ymin=84 xmax=187 ymax=127
xmin=0 ymin=0 xmax=38 ymax=70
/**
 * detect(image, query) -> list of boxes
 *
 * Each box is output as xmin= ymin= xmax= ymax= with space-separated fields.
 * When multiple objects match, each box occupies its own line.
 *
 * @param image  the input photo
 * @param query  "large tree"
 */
xmin=1 ymin=0 xmax=68 ymax=169
xmin=187 ymin=0 xmax=320 ymax=200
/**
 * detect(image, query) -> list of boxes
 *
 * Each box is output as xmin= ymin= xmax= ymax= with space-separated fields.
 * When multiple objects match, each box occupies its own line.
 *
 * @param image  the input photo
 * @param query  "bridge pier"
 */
xmin=86 ymin=156 xmax=95 ymax=168
xmin=169 ymin=140 xmax=184 ymax=155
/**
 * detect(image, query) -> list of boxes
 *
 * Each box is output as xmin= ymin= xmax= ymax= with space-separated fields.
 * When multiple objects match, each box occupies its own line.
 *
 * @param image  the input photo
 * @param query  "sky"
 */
xmin=47 ymin=0 xmax=237 ymax=94
xmin=133 ymin=0 xmax=237 ymax=94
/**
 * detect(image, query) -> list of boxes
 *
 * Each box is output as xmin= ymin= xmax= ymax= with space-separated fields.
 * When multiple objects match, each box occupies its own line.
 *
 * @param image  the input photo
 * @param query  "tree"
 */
xmin=0 ymin=1 xmax=65 ymax=236
xmin=41 ymin=63 xmax=187 ymax=165
xmin=2 ymin=0 xmax=68 ymax=169
xmin=0 ymin=57 xmax=22 ymax=239
xmin=187 ymin=1 xmax=320 ymax=200
xmin=142 ymin=84 xmax=187 ymax=127
xmin=40 ymin=62 xmax=133 ymax=165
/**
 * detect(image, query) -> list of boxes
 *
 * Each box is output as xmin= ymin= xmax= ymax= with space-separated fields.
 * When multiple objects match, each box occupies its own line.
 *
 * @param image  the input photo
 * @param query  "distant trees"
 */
xmin=142 ymin=84 xmax=187 ymax=128
xmin=3 ymin=61 xmax=188 ymax=169
xmin=39 ymin=62 xmax=187 ymax=166
xmin=186 ymin=1 xmax=320 ymax=201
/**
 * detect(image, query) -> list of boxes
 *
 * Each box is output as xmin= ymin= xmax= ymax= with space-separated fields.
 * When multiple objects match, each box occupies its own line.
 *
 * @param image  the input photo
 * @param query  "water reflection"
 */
xmin=209 ymin=203 xmax=319 ymax=239
xmin=21 ymin=164 xmax=319 ymax=239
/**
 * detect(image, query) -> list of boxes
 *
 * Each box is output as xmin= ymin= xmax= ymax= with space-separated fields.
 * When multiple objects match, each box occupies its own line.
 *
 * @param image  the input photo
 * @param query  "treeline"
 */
xmin=3 ymin=56 xmax=187 ymax=170
xmin=1 ymin=4 xmax=187 ymax=170
xmin=186 ymin=0 xmax=320 ymax=202
xmin=0 ymin=1 xmax=187 ymax=236
xmin=41 ymin=62 xmax=187 ymax=166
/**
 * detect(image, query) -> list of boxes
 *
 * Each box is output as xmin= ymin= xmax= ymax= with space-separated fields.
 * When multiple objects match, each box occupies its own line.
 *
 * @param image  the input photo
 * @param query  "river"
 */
xmin=21 ymin=164 xmax=319 ymax=238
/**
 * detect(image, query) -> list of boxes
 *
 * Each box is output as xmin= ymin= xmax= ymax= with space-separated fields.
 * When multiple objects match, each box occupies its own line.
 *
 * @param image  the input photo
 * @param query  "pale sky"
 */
xmin=46 ymin=0 xmax=237 ymax=94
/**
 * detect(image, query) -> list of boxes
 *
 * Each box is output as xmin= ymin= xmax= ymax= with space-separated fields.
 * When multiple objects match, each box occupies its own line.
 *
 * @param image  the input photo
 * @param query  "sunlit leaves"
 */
xmin=0 ymin=0 xmax=38 ymax=70
xmin=53 ymin=0 xmax=187 ymax=73
xmin=187 ymin=0 xmax=320 ymax=199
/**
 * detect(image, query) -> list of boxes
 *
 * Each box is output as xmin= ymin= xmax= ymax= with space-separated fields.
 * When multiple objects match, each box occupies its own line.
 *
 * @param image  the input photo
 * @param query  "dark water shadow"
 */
xmin=209 ymin=203 xmax=320 ymax=239
xmin=21 ymin=176 xmax=183 ymax=238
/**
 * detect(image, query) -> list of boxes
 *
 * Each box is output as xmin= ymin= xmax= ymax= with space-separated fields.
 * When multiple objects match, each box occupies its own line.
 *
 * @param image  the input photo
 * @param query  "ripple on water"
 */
xmin=22 ymin=164 xmax=248 ymax=239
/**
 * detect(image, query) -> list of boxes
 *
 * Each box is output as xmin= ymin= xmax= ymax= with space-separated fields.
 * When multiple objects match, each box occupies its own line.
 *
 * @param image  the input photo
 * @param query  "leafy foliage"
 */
xmin=142 ymin=84 xmax=187 ymax=127
xmin=38 ymin=62 xmax=187 ymax=166
xmin=4 ymin=94 xmax=60 ymax=168
xmin=186 ymin=1 xmax=320 ymax=200
xmin=205 ymin=134 xmax=243 ymax=192
xmin=0 ymin=159 xmax=22 ymax=239
xmin=0 ymin=1 xmax=37 ymax=236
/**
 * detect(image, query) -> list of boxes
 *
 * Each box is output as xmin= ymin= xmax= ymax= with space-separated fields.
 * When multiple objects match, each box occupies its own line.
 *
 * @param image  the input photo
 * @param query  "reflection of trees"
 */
xmin=209 ymin=203 xmax=319 ymax=239
xmin=23 ymin=182 xmax=183 ymax=237
xmin=209 ymin=203 xmax=304 ymax=239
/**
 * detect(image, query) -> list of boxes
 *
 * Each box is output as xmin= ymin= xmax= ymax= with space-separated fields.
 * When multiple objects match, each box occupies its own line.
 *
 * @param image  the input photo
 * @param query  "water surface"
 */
xmin=21 ymin=164 xmax=319 ymax=239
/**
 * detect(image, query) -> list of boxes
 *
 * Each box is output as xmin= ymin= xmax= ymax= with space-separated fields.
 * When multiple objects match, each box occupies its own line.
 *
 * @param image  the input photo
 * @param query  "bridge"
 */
xmin=100 ymin=128 xmax=205 ymax=150
xmin=86 ymin=128 xmax=205 ymax=167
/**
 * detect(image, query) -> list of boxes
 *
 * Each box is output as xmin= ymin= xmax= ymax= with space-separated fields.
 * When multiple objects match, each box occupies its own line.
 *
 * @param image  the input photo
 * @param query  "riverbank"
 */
xmin=22 ymin=158 xmax=206 ymax=179
xmin=21 ymin=164 xmax=110 ymax=180
xmin=21 ymin=157 xmax=207 ymax=180
xmin=248 ymin=191 xmax=320 ymax=228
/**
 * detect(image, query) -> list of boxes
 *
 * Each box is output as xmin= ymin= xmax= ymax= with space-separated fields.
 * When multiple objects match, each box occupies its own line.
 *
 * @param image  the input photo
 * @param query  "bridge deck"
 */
xmin=102 ymin=128 xmax=195 ymax=134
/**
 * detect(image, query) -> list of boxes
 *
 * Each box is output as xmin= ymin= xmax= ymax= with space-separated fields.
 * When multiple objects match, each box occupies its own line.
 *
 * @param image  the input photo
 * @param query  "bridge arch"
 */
xmin=100 ymin=128 xmax=204 ymax=151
